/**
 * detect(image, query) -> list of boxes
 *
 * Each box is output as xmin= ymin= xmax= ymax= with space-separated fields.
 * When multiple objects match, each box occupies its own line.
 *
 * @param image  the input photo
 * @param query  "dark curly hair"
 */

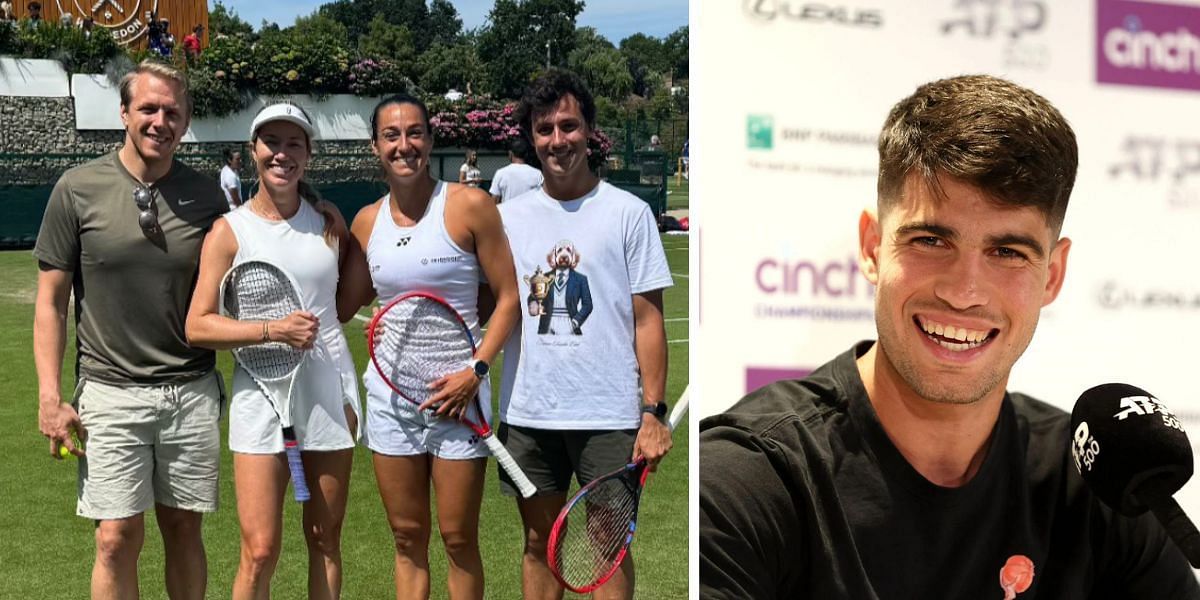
xmin=515 ymin=69 xmax=596 ymax=141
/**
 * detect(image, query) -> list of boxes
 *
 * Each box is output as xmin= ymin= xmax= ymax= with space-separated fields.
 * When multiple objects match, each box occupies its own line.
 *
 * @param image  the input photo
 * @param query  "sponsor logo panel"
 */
xmin=746 ymin=367 xmax=813 ymax=394
xmin=1097 ymin=0 xmax=1200 ymax=92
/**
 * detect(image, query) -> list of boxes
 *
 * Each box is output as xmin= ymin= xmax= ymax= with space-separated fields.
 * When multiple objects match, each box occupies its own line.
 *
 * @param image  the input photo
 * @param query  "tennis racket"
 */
xmin=367 ymin=292 xmax=538 ymax=498
xmin=219 ymin=259 xmax=311 ymax=502
xmin=546 ymin=384 xmax=690 ymax=593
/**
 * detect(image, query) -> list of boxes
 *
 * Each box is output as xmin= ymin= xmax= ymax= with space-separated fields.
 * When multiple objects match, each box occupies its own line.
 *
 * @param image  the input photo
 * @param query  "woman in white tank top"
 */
xmin=338 ymin=94 xmax=520 ymax=599
xmin=185 ymin=103 xmax=359 ymax=600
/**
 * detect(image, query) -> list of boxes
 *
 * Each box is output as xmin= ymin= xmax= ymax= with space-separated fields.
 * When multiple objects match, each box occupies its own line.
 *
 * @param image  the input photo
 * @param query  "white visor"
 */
xmin=250 ymin=103 xmax=315 ymax=140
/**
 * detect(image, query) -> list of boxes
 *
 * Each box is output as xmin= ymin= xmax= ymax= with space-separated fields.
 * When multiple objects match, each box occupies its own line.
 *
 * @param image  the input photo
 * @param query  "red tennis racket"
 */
xmin=547 ymin=385 xmax=690 ymax=593
xmin=367 ymin=292 xmax=538 ymax=497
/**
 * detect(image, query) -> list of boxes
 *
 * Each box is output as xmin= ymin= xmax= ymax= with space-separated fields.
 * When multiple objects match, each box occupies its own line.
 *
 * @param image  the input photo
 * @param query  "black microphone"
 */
xmin=1070 ymin=383 xmax=1200 ymax=567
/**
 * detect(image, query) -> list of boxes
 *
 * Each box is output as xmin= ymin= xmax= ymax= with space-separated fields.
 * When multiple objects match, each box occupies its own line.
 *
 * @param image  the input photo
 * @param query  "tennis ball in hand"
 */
xmin=59 ymin=436 xmax=83 ymax=458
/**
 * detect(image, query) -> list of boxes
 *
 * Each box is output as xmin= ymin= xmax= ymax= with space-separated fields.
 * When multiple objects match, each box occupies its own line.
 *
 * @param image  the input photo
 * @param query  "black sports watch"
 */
xmin=470 ymin=358 xmax=490 ymax=379
xmin=641 ymin=401 xmax=668 ymax=422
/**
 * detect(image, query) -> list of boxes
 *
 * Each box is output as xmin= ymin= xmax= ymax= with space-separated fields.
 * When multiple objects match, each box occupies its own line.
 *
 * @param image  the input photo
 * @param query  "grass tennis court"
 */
xmin=0 ymin=234 xmax=689 ymax=598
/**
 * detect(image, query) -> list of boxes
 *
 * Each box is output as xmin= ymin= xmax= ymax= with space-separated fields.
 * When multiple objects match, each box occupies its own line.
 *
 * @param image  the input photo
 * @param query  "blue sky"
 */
xmin=210 ymin=0 xmax=688 ymax=44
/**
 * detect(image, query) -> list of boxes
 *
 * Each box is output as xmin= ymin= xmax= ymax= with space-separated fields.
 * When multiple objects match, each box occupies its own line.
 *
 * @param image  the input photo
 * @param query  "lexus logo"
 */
xmin=743 ymin=0 xmax=883 ymax=27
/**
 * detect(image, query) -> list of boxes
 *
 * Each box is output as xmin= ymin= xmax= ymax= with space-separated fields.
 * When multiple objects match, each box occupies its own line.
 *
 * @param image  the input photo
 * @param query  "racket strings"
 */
xmin=374 ymin=297 xmax=474 ymax=405
xmin=555 ymin=475 xmax=641 ymax=588
xmin=223 ymin=263 xmax=305 ymax=380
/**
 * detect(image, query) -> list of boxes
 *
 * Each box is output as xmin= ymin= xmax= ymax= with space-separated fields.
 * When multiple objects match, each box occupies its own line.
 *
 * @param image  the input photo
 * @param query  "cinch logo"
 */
xmin=747 ymin=115 xmax=774 ymax=150
xmin=743 ymin=0 xmax=882 ymax=27
xmin=755 ymin=256 xmax=870 ymax=297
xmin=1097 ymin=0 xmax=1200 ymax=92
xmin=753 ymin=256 xmax=875 ymax=322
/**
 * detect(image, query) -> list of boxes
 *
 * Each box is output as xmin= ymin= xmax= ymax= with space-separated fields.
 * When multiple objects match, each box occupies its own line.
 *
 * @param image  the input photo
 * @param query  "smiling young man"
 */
xmin=699 ymin=75 xmax=1200 ymax=599
xmin=34 ymin=60 xmax=227 ymax=599
xmin=497 ymin=69 xmax=675 ymax=600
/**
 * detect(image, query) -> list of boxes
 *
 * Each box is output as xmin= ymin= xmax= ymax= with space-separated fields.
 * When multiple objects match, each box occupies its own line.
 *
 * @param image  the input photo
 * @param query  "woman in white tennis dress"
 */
xmin=185 ymin=103 xmax=359 ymax=600
xmin=337 ymin=94 xmax=520 ymax=599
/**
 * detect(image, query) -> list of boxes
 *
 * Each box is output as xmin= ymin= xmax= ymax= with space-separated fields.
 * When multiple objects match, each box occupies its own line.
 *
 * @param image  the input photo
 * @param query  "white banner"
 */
xmin=70 ymin=73 xmax=382 ymax=141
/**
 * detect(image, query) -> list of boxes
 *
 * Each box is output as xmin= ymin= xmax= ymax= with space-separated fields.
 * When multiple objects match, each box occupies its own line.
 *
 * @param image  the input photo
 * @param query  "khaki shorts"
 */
xmin=75 ymin=372 xmax=223 ymax=520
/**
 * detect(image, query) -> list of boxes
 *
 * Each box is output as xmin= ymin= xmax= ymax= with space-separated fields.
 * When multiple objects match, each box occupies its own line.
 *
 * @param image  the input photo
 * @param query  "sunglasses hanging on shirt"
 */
xmin=133 ymin=185 xmax=160 ymax=233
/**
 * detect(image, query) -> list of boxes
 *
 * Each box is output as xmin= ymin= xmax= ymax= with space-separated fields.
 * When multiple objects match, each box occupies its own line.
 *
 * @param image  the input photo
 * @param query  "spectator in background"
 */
xmin=459 ymin=150 xmax=482 ymax=188
xmin=59 ymin=11 xmax=72 ymax=27
xmin=648 ymin=134 xmax=662 ymax=151
xmin=81 ymin=16 xmax=94 ymax=37
xmin=681 ymin=138 xmax=689 ymax=180
xmin=489 ymin=137 xmax=542 ymax=203
xmin=183 ymin=24 xmax=204 ymax=60
xmin=161 ymin=18 xmax=175 ymax=56
xmin=219 ymin=148 xmax=243 ymax=210
xmin=0 ymin=1 xmax=14 ymax=22
xmin=147 ymin=12 xmax=167 ymax=56
xmin=26 ymin=1 xmax=41 ymax=26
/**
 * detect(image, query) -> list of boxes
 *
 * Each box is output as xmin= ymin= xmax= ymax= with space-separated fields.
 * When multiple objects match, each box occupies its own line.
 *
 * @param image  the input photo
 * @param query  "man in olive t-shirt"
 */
xmin=33 ymin=60 xmax=226 ymax=599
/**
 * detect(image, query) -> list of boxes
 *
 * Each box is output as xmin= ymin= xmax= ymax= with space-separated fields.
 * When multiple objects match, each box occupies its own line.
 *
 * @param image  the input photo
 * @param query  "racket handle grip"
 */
xmin=485 ymin=435 xmax=537 ymax=498
xmin=284 ymin=441 xmax=311 ymax=502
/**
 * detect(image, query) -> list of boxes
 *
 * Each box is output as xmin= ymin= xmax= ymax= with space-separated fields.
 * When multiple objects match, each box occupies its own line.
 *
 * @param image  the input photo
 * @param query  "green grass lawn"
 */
xmin=0 ymin=238 xmax=689 ymax=598
xmin=667 ymin=178 xmax=689 ymax=211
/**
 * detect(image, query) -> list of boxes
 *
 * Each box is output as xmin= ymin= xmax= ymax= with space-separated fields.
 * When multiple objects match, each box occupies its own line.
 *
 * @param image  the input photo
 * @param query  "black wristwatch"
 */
xmin=470 ymin=358 xmax=490 ymax=379
xmin=641 ymin=401 xmax=668 ymax=422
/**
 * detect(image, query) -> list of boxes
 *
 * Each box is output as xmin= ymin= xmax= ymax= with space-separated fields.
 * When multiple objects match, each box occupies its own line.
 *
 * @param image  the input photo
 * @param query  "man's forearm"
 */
xmin=33 ymin=297 xmax=68 ymax=406
xmin=632 ymin=291 xmax=667 ymax=405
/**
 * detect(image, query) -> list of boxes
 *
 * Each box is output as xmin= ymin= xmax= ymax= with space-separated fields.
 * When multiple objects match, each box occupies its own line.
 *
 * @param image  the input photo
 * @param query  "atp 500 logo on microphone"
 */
xmin=1072 ymin=422 xmax=1101 ymax=474
xmin=1114 ymin=395 xmax=1185 ymax=433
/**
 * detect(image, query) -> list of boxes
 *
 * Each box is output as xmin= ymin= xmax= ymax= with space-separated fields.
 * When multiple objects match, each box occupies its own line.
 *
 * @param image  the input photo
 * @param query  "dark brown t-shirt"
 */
xmin=34 ymin=151 xmax=227 ymax=385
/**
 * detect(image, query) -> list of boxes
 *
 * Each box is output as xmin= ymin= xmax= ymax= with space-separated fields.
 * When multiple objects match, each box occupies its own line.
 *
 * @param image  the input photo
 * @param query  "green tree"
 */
xmin=427 ymin=0 xmax=464 ymax=47
xmin=477 ymin=0 xmax=584 ymax=99
xmin=358 ymin=15 xmax=416 ymax=67
xmin=319 ymin=0 xmax=434 ymax=51
xmin=292 ymin=11 xmax=350 ymax=46
xmin=619 ymin=33 xmax=667 ymax=75
xmin=417 ymin=41 xmax=486 ymax=95
xmin=569 ymin=45 xmax=630 ymax=101
xmin=663 ymin=26 xmax=688 ymax=82
xmin=209 ymin=1 xmax=255 ymax=40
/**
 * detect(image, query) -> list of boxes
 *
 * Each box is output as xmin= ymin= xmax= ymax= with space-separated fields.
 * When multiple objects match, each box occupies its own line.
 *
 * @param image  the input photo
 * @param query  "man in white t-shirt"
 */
xmin=218 ymin=148 xmax=242 ymax=210
xmin=497 ymin=69 xmax=674 ymax=600
xmin=489 ymin=137 xmax=543 ymax=203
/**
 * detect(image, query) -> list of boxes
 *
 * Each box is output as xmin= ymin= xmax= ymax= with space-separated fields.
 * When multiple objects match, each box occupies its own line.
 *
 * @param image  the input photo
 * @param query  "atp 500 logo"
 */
xmin=1108 ymin=135 xmax=1200 ymax=210
xmin=1071 ymin=421 xmax=1100 ymax=474
xmin=940 ymin=0 xmax=1049 ymax=69
xmin=1114 ymin=395 xmax=1185 ymax=432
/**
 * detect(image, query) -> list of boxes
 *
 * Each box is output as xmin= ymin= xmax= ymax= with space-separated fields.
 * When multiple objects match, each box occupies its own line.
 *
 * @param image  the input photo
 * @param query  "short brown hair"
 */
xmin=118 ymin=60 xmax=192 ymax=119
xmin=876 ymin=74 xmax=1077 ymax=233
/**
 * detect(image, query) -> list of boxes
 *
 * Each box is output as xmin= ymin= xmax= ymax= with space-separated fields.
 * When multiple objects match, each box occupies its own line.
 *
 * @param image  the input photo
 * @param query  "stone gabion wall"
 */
xmin=0 ymin=95 xmax=383 ymax=186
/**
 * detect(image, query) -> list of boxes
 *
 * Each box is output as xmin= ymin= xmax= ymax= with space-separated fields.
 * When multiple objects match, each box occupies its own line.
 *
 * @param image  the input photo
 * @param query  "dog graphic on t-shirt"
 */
xmin=523 ymin=240 xmax=593 ymax=335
